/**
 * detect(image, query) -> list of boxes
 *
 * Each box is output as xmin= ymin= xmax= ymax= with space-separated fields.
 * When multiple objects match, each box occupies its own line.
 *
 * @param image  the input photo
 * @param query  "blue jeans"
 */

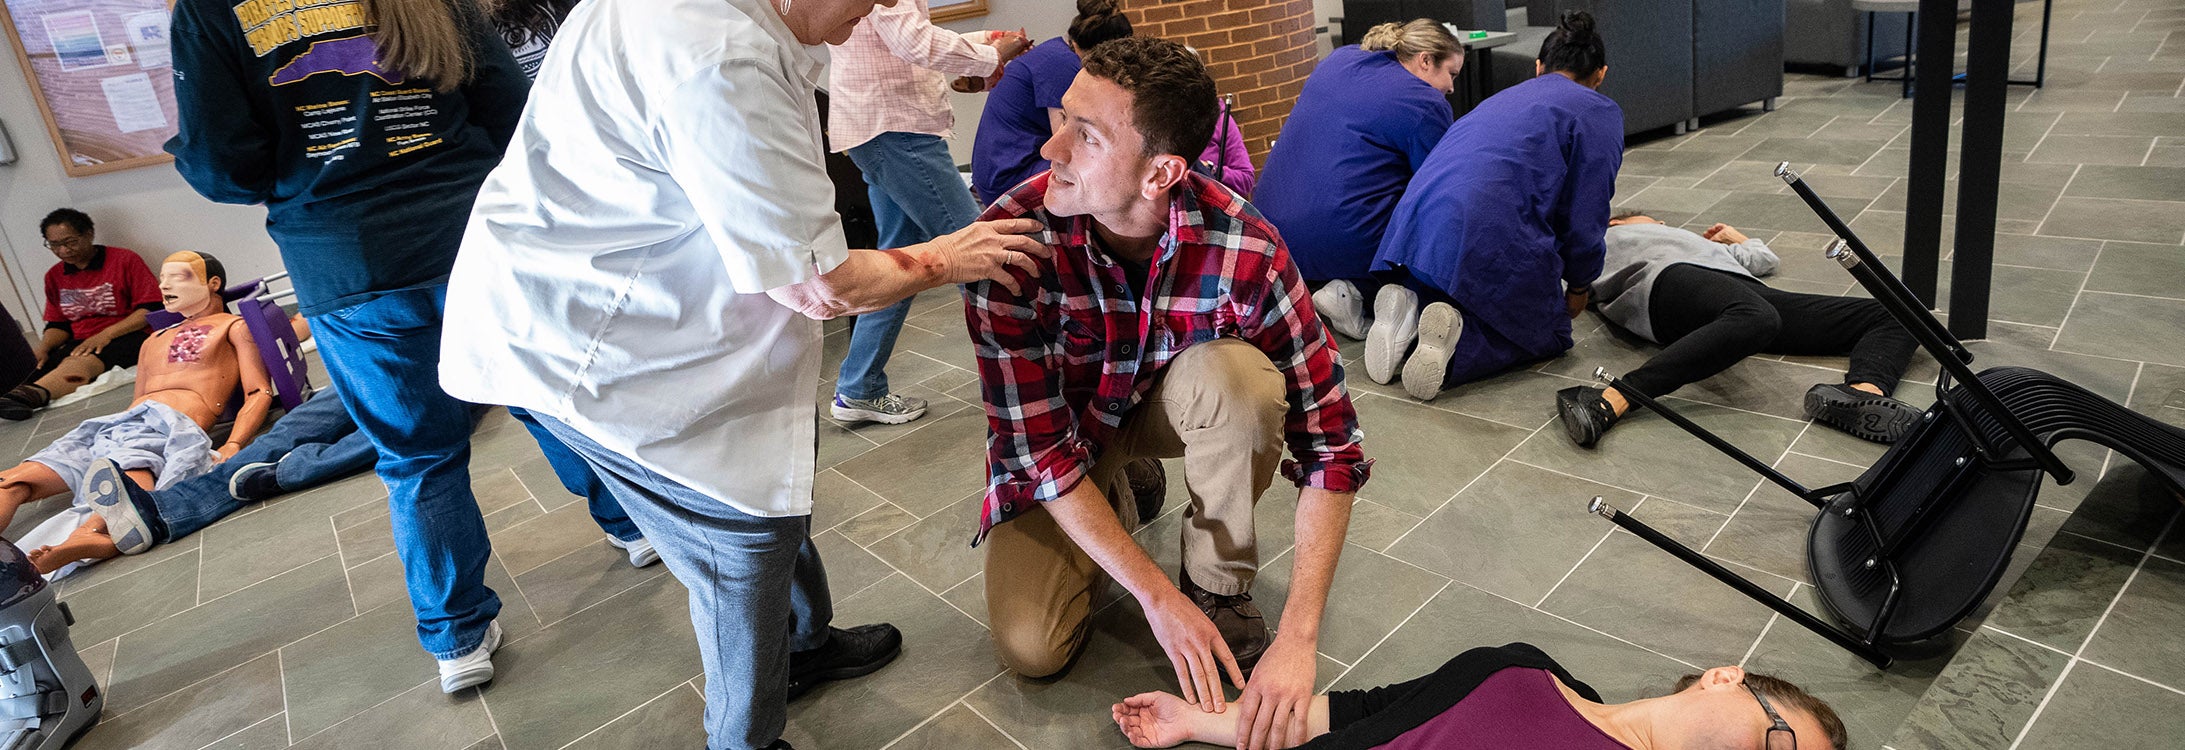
xmin=838 ymin=132 xmax=982 ymax=400
xmin=310 ymin=284 xmax=499 ymax=660
xmin=506 ymin=407 xmax=640 ymax=542
xmin=533 ymin=413 xmax=831 ymax=750
xmin=148 ymin=389 xmax=376 ymax=542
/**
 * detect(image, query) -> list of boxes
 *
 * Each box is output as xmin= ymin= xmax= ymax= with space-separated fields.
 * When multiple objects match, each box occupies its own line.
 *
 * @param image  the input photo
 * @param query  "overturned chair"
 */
xmin=1582 ymin=163 xmax=2185 ymax=667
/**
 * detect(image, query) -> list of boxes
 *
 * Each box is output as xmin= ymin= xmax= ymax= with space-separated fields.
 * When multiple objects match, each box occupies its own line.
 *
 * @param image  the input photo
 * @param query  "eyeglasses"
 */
xmin=40 ymin=236 xmax=84 ymax=250
xmin=1745 ymin=682 xmax=1798 ymax=750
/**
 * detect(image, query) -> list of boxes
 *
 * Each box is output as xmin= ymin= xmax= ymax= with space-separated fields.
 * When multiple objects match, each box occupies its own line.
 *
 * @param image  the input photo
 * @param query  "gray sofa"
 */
xmin=1489 ymin=0 xmax=1783 ymax=136
xmin=1786 ymin=0 xmax=1910 ymax=74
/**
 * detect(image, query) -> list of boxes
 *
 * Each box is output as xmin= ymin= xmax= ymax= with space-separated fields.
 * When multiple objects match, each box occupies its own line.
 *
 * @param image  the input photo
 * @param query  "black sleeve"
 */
xmin=43 ymin=321 xmax=70 ymax=334
xmin=1306 ymin=643 xmax=1593 ymax=749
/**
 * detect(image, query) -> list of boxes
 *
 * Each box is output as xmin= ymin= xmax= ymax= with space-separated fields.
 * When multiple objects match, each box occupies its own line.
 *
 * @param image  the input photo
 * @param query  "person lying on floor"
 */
xmin=1112 ymin=642 xmax=1846 ymax=750
xmin=1556 ymin=212 xmax=1924 ymax=448
xmin=0 ymin=252 xmax=271 ymax=537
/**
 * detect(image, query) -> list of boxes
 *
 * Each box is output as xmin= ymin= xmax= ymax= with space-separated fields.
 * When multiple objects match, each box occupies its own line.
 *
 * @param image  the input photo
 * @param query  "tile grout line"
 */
xmin=961 ymin=700 xmax=1035 ymax=750
xmin=550 ymin=682 xmax=692 ymax=750
xmin=2045 ymin=223 xmax=2100 ymax=349
xmin=1324 ymin=580 xmax=1451 ymax=691
xmin=2009 ymin=511 xmax=2180 ymax=747
xmin=1702 ymin=421 xmax=1814 ymax=554
xmin=1533 ymin=513 xmax=1624 ymax=609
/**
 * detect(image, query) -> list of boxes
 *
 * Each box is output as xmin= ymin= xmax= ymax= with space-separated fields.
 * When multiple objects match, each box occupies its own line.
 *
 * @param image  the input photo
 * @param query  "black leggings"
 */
xmin=1621 ymin=264 xmax=1917 ymax=399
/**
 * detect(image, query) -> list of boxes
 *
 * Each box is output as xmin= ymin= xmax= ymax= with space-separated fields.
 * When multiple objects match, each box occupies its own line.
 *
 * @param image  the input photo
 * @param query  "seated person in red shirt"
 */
xmin=968 ymin=37 xmax=1369 ymax=749
xmin=1114 ymin=642 xmax=1847 ymax=750
xmin=0 ymin=209 xmax=164 ymax=420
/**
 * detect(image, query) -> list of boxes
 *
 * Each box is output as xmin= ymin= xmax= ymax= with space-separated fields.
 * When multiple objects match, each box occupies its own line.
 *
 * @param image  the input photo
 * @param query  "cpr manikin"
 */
xmin=0 ymin=252 xmax=273 ymax=574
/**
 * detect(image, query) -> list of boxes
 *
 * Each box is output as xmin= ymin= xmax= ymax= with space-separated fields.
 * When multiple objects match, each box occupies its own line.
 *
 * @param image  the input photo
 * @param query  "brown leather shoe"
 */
xmin=1179 ymin=570 xmax=1268 ymax=683
xmin=1126 ymin=458 xmax=1167 ymax=524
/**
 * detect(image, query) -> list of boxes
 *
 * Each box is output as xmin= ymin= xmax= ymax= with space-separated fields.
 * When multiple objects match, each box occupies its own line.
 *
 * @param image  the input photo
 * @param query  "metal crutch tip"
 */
xmin=1773 ymin=161 xmax=1794 ymax=178
xmin=1587 ymin=496 xmax=1613 ymax=517
xmin=1825 ymin=239 xmax=1859 ymax=268
xmin=1591 ymin=366 xmax=1612 ymax=383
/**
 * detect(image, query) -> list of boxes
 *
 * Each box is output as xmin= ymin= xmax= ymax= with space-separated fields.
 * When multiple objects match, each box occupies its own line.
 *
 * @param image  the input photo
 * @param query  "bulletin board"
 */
xmin=932 ymin=0 xmax=988 ymax=23
xmin=0 ymin=0 xmax=179 ymax=177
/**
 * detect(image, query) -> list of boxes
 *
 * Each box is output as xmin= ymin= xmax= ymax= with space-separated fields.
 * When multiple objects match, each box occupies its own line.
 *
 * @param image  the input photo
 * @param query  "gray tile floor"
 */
xmin=16 ymin=0 xmax=2185 ymax=746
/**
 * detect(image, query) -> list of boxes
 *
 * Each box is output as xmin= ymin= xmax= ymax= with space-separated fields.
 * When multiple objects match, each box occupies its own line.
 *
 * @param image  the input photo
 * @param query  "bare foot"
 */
xmin=28 ymin=518 xmax=121 ymax=574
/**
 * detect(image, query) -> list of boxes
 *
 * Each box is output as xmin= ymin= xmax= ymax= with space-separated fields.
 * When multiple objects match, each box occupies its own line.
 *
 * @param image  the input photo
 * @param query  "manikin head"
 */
xmin=1534 ymin=10 xmax=1609 ymax=90
xmin=1360 ymin=19 xmax=1466 ymax=94
xmin=39 ymin=209 xmax=99 ymax=269
xmin=774 ymin=0 xmax=894 ymax=46
xmin=1653 ymin=667 xmax=1847 ymax=750
xmin=1608 ymin=210 xmax=1663 ymax=227
xmin=159 ymin=251 xmax=228 ymax=318
xmin=1040 ymin=37 xmax=1218 ymax=229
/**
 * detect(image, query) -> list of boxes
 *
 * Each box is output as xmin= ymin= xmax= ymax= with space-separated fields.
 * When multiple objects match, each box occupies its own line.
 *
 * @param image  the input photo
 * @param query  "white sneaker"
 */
xmin=1402 ymin=302 xmax=1464 ymax=401
xmin=1311 ymin=280 xmax=1369 ymax=340
xmin=831 ymin=394 xmax=928 ymax=425
xmin=606 ymin=535 xmax=660 ymax=568
xmin=1363 ymin=286 xmax=1420 ymax=384
xmin=437 ymin=621 xmax=503 ymax=693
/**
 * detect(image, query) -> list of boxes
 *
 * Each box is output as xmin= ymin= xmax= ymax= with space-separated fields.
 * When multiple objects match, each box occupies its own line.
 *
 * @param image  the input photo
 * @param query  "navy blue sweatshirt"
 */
xmin=165 ymin=0 xmax=529 ymax=315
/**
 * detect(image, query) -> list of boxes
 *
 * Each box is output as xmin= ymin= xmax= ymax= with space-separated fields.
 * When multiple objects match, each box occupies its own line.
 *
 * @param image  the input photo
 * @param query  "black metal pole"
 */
xmin=1587 ymin=498 xmax=1894 ymax=668
xmin=1949 ymin=0 xmax=2013 ymax=341
xmin=1901 ymin=0 xmax=1960 ymax=305
xmin=1595 ymin=368 xmax=1824 ymax=506
xmin=1778 ymin=165 xmax=1968 ymax=364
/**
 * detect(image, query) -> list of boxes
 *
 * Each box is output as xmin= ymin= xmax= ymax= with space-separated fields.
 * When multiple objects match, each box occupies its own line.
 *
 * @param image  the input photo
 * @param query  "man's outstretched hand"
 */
xmin=1233 ymin=636 xmax=1314 ymax=750
xmin=1144 ymin=587 xmax=1247 ymax=714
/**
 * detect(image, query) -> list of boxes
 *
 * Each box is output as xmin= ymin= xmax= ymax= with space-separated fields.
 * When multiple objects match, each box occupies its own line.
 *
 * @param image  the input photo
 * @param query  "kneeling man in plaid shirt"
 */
xmin=964 ymin=37 xmax=1372 ymax=750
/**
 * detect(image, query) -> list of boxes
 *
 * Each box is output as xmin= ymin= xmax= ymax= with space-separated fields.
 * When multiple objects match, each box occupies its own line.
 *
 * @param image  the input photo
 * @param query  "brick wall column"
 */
xmin=1117 ymin=0 xmax=1317 ymax=168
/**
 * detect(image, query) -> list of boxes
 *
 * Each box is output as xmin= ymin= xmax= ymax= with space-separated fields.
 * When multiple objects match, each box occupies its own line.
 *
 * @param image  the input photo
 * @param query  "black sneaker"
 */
xmin=0 ymin=384 xmax=47 ymax=421
xmin=1126 ymin=458 xmax=1167 ymax=524
xmin=227 ymin=462 xmax=283 ymax=501
xmin=786 ymin=623 xmax=902 ymax=700
xmin=1555 ymin=386 xmax=1620 ymax=448
xmin=1804 ymin=383 xmax=1922 ymax=444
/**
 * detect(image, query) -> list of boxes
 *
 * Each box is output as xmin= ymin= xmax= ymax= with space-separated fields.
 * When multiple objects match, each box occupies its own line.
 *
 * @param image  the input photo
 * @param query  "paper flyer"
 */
xmin=125 ymin=11 xmax=171 ymax=68
xmin=41 ymin=11 xmax=110 ymax=72
xmin=100 ymin=72 xmax=167 ymax=133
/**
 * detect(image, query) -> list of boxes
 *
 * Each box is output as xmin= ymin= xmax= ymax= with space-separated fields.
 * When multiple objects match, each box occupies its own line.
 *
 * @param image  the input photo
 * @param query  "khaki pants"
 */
xmin=985 ymin=339 xmax=1287 ymax=677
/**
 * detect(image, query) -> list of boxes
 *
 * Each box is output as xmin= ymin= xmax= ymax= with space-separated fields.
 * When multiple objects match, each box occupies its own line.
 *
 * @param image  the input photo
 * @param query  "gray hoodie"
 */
xmin=1593 ymin=223 xmax=1778 ymax=342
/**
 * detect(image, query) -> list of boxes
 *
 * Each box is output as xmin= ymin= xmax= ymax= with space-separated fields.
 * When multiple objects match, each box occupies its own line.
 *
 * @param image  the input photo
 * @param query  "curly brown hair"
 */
xmin=1078 ymin=37 xmax=1218 ymax=161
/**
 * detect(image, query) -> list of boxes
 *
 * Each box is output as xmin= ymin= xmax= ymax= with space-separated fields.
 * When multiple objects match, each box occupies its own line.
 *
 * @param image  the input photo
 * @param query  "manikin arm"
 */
xmin=218 ymin=320 xmax=275 ymax=461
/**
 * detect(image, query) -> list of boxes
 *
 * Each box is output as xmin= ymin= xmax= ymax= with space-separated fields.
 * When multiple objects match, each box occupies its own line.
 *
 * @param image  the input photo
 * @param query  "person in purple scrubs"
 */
xmin=1194 ymin=104 xmax=1256 ymax=198
xmin=1367 ymin=11 xmax=1622 ymax=402
xmin=1255 ymin=20 xmax=1463 ymax=341
xmin=1111 ymin=642 xmax=1847 ymax=750
xmin=970 ymin=0 xmax=1132 ymax=203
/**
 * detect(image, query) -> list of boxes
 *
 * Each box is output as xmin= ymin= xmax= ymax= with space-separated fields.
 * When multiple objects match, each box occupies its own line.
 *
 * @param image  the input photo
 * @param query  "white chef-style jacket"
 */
xmin=440 ymin=0 xmax=848 ymax=518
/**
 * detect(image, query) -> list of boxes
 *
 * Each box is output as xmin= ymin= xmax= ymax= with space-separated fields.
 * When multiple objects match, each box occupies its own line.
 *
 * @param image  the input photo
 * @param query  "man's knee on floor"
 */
xmin=992 ymin=622 xmax=1081 ymax=678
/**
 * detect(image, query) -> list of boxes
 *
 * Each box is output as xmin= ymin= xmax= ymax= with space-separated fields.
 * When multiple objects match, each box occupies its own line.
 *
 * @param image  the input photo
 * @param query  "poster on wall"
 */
xmin=0 ymin=0 xmax=178 ymax=177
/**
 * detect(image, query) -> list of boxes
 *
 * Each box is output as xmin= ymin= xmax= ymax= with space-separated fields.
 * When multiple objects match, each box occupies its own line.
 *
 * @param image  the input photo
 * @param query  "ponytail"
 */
xmin=363 ymin=0 xmax=483 ymax=92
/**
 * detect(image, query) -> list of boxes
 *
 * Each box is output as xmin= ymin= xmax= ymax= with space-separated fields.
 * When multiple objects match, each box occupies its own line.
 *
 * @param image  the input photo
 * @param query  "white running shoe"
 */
xmin=606 ymin=535 xmax=660 ymax=568
xmin=1311 ymin=280 xmax=1369 ymax=341
xmin=437 ymin=620 xmax=503 ymax=693
xmin=1402 ymin=302 xmax=1464 ymax=401
xmin=1363 ymin=286 xmax=1420 ymax=384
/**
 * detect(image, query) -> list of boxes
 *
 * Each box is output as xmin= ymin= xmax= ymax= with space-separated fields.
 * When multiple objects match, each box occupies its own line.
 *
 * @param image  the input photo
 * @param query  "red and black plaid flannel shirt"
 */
xmin=964 ymin=172 xmax=1370 ymax=544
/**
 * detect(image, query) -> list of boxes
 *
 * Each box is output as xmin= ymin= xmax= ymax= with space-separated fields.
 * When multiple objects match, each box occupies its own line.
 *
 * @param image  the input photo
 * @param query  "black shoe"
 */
xmin=1179 ymin=571 xmax=1267 ymax=685
xmin=227 ymin=462 xmax=283 ymax=501
xmin=1126 ymin=458 xmax=1167 ymax=524
xmin=1555 ymin=386 xmax=1619 ymax=448
xmin=0 ymin=384 xmax=47 ymax=421
xmin=1804 ymin=383 xmax=1922 ymax=444
xmin=786 ymin=623 xmax=902 ymax=700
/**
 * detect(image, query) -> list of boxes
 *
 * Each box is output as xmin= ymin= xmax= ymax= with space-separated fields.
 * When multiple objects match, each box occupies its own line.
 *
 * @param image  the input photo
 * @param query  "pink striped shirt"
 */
xmin=825 ymin=0 xmax=999 ymax=152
